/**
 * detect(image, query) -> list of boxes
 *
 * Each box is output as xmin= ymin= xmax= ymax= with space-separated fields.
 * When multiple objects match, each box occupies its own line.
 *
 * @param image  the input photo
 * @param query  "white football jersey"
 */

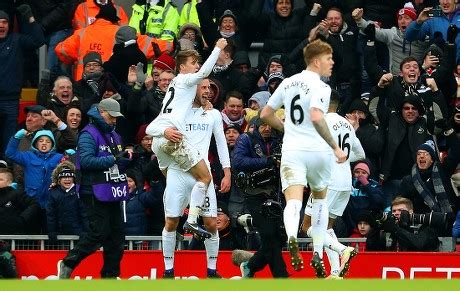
xmin=325 ymin=112 xmax=365 ymax=191
xmin=146 ymin=47 xmax=221 ymax=136
xmin=267 ymin=70 xmax=331 ymax=151
xmin=169 ymin=107 xmax=230 ymax=171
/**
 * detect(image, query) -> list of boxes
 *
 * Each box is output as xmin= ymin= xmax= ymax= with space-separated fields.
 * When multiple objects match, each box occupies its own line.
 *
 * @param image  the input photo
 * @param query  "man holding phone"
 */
xmin=405 ymin=0 xmax=460 ymax=61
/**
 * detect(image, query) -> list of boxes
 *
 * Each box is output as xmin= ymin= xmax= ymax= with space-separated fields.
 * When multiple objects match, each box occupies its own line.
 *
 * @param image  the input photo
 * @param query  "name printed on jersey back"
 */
xmin=284 ymin=80 xmax=310 ymax=94
xmin=331 ymin=120 xmax=352 ymax=132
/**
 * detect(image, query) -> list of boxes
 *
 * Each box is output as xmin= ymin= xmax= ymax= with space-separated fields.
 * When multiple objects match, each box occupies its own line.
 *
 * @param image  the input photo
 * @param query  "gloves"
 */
xmin=398 ymin=210 xmax=411 ymax=229
xmin=114 ymin=151 xmax=133 ymax=166
xmin=135 ymin=62 xmax=146 ymax=87
xmin=14 ymin=129 xmax=27 ymax=139
xmin=357 ymin=175 xmax=369 ymax=187
xmin=447 ymin=24 xmax=459 ymax=44
xmin=16 ymin=4 xmax=33 ymax=20
xmin=64 ymin=149 xmax=76 ymax=156
xmin=382 ymin=214 xmax=397 ymax=232
xmin=364 ymin=23 xmax=376 ymax=41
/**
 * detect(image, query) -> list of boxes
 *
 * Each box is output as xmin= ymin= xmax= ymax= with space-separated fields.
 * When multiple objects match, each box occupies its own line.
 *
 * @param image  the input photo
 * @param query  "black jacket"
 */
xmin=0 ymin=186 xmax=40 ymax=234
xmin=103 ymin=43 xmax=147 ymax=84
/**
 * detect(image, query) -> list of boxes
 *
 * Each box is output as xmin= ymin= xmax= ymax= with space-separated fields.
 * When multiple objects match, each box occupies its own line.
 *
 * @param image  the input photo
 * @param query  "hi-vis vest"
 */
xmin=129 ymin=0 xmax=180 ymax=41
xmin=179 ymin=0 xmax=200 ymax=27
xmin=72 ymin=0 xmax=129 ymax=30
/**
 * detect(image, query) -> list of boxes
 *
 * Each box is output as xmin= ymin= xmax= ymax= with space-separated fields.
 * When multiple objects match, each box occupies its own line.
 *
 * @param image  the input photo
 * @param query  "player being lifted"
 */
xmin=260 ymin=39 xmax=346 ymax=274
xmin=146 ymin=38 xmax=228 ymax=238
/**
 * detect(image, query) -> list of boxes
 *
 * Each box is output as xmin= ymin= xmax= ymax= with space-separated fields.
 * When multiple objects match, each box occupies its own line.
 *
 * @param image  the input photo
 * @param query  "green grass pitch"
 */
xmin=1 ymin=279 xmax=459 ymax=291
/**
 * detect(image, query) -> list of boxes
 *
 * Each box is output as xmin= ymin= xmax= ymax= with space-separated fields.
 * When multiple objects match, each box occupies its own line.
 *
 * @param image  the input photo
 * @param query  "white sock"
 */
xmin=204 ymin=231 xmax=219 ymax=270
xmin=324 ymin=229 xmax=341 ymax=276
xmin=323 ymin=227 xmax=347 ymax=253
xmin=187 ymin=181 xmax=207 ymax=224
xmin=311 ymin=198 xmax=328 ymax=258
xmin=283 ymin=199 xmax=302 ymax=239
xmin=162 ymin=228 xmax=176 ymax=270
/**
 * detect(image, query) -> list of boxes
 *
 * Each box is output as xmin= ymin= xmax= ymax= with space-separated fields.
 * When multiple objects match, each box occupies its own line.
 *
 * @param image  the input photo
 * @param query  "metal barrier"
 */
xmin=0 ymin=235 xmax=455 ymax=251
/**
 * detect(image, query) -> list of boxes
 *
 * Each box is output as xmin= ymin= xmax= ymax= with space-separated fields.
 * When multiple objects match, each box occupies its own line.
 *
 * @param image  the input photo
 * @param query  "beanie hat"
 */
xmin=348 ymin=99 xmax=369 ymax=114
xmin=0 ymin=160 xmax=8 ymax=168
xmin=219 ymin=9 xmax=237 ymax=26
xmin=95 ymin=3 xmax=120 ymax=23
xmin=353 ymin=161 xmax=370 ymax=175
xmin=397 ymin=2 xmax=417 ymax=21
xmin=248 ymin=91 xmax=271 ymax=109
xmin=58 ymin=167 xmax=75 ymax=179
xmin=0 ymin=10 xmax=9 ymax=22
xmin=83 ymin=51 xmax=103 ymax=66
xmin=267 ymin=71 xmax=285 ymax=85
xmin=224 ymin=123 xmax=242 ymax=134
xmin=355 ymin=210 xmax=376 ymax=227
xmin=115 ymin=26 xmax=137 ymax=45
xmin=416 ymin=140 xmax=437 ymax=160
xmin=153 ymin=53 xmax=176 ymax=71
xmin=135 ymin=124 xmax=149 ymax=144
xmin=401 ymin=95 xmax=425 ymax=115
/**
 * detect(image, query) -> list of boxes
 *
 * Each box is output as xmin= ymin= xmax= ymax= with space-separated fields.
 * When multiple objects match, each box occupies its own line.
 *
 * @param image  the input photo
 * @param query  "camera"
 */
xmin=376 ymin=211 xmax=447 ymax=229
xmin=261 ymin=199 xmax=283 ymax=218
xmin=237 ymin=213 xmax=254 ymax=228
xmin=235 ymin=168 xmax=279 ymax=195
xmin=428 ymin=6 xmax=444 ymax=17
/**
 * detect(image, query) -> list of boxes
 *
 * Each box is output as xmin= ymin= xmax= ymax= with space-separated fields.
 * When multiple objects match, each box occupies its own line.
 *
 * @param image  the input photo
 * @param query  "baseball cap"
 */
xmin=24 ymin=105 xmax=46 ymax=114
xmin=98 ymin=98 xmax=124 ymax=117
xmin=0 ymin=160 xmax=8 ymax=168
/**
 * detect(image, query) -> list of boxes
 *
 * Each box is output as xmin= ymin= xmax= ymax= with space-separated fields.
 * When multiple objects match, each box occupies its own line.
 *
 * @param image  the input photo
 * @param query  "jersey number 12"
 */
xmin=162 ymin=87 xmax=175 ymax=113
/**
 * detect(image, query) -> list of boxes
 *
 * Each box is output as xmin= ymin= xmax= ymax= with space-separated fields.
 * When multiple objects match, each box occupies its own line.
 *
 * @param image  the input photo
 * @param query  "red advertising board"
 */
xmin=14 ymin=251 xmax=460 ymax=280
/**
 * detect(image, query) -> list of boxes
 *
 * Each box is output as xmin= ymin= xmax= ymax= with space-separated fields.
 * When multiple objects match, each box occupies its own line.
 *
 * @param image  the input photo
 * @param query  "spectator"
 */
xmin=266 ymin=71 xmax=284 ymax=95
xmin=0 ymin=6 xmax=45 ymax=155
xmin=377 ymin=94 xmax=430 ymax=202
xmin=197 ymin=2 xmax=251 ymax=53
xmin=148 ymin=53 xmax=176 ymax=90
xmin=129 ymin=0 xmax=179 ymax=41
xmin=6 ymin=129 xmax=63 ymax=210
xmin=405 ymin=0 xmax=460 ymax=62
xmin=73 ymin=0 xmax=128 ymax=30
xmin=221 ymin=91 xmax=247 ymax=132
xmin=399 ymin=140 xmax=457 ymax=235
xmin=348 ymin=211 xmax=381 ymax=252
xmin=247 ymin=0 xmax=317 ymax=72
xmin=178 ymin=22 xmax=204 ymax=56
xmin=74 ymin=52 xmax=104 ymax=117
xmin=179 ymin=0 xmax=200 ymax=27
xmin=341 ymin=160 xmax=386 ymax=236
xmin=47 ymin=161 xmax=88 ymax=244
xmin=0 ymin=168 xmax=40 ymax=234
xmin=45 ymin=76 xmax=81 ymax=121
xmin=352 ymin=4 xmax=428 ymax=76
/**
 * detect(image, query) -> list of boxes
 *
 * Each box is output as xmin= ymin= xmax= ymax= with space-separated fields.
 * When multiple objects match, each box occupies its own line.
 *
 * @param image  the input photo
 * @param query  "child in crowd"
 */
xmin=46 ymin=161 xmax=87 ymax=244
xmin=6 ymin=129 xmax=63 ymax=209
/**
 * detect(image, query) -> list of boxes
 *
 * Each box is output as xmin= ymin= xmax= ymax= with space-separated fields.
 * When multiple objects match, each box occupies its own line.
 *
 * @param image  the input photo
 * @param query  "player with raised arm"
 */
xmin=301 ymin=90 xmax=364 ymax=279
xmin=157 ymin=78 xmax=231 ymax=278
xmin=260 ymin=39 xmax=346 ymax=275
xmin=146 ymin=38 xmax=227 ymax=238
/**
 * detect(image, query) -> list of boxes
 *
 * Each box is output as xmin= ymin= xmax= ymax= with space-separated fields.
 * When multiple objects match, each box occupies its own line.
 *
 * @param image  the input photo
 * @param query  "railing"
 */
xmin=1 ymin=235 xmax=455 ymax=251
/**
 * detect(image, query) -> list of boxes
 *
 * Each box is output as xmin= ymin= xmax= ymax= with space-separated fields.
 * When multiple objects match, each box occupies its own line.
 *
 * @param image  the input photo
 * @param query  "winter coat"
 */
xmin=124 ymin=188 xmax=161 ymax=235
xmin=24 ymin=0 xmax=79 ymax=35
xmin=0 ymin=186 xmax=40 ymax=234
xmin=103 ymin=43 xmax=147 ymax=84
xmin=6 ymin=131 xmax=63 ymax=208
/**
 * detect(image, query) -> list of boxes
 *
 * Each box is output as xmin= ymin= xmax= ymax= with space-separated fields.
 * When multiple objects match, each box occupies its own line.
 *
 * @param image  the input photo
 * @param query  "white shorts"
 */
xmin=280 ymin=150 xmax=332 ymax=192
xmin=304 ymin=189 xmax=351 ymax=219
xmin=163 ymin=168 xmax=217 ymax=218
xmin=152 ymin=137 xmax=201 ymax=171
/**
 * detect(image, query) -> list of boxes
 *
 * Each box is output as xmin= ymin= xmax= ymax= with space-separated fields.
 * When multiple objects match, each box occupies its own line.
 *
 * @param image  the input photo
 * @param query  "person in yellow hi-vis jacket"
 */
xmin=179 ymin=0 xmax=200 ymax=28
xmin=129 ymin=0 xmax=180 ymax=42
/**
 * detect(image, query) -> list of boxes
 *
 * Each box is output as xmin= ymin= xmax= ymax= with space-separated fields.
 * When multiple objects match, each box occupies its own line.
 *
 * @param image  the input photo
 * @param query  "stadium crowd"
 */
xmin=1 ymin=0 xmax=460 ymax=278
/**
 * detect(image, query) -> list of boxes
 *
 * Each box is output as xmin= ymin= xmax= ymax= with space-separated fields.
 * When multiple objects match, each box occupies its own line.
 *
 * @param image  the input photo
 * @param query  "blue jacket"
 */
xmin=6 ymin=130 xmax=63 ymax=208
xmin=78 ymin=107 xmax=117 ymax=195
xmin=405 ymin=9 xmax=460 ymax=61
xmin=232 ymin=131 xmax=280 ymax=173
xmin=0 ymin=20 xmax=45 ymax=99
xmin=46 ymin=185 xmax=87 ymax=236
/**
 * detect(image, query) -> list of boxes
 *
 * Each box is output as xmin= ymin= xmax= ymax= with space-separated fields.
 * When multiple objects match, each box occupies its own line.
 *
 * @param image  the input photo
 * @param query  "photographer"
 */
xmin=369 ymin=197 xmax=441 ymax=251
xmin=231 ymin=117 xmax=288 ymax=278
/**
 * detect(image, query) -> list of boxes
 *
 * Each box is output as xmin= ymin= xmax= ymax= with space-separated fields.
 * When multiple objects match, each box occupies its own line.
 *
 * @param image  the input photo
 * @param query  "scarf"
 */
xmin=220 ymin=31 xmax=235 ymax=38
xmin=401 ymin=80 xmax=418 ymax=96
xmin=221 ymin=110 xmax=244 ymax=127
xmin=411 ymin=162 xmax=453 ymax=214
xmin=212 ymin=62 xmax=231 ymax=74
